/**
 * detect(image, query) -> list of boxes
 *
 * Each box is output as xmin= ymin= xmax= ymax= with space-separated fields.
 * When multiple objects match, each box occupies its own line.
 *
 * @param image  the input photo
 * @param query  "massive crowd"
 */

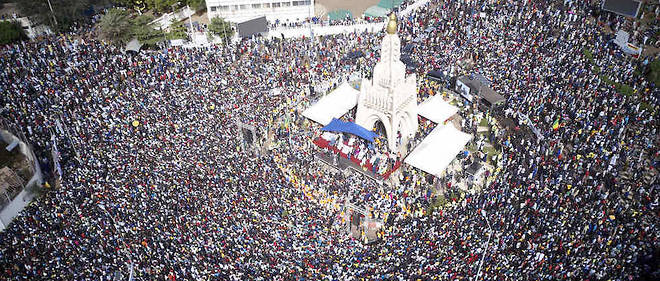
xmin=0 ymin=0 xmax=658 ymax=280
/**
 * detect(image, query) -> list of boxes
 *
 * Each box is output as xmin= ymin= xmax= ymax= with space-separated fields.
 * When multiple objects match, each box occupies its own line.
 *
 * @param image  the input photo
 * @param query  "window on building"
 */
xmin=210 ymin=6 xmax=216 ymax=11
xmin=252 ymin=4 xmax=261 ymax=9
xmin=240 ymin=4 xmax=247 ymax=9
xmin=263 ymin=3 xmax=270 ymax=8
xmin=272 ymin=2 xmax=281 ymax=7
xmin=281 ymin=2 xmax=291 ymax=7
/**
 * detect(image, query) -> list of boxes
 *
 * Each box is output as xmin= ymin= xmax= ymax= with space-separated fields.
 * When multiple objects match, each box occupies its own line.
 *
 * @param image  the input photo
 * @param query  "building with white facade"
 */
xmin=355 ymin=13 xmax=418 ymax=153
xmin=206 ymin=0 xmax=314 ymax=23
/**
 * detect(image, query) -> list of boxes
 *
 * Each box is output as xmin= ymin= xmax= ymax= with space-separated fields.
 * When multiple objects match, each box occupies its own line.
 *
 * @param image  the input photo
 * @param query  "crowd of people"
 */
xmin=0 ymin=0 xmax=658 ymax=280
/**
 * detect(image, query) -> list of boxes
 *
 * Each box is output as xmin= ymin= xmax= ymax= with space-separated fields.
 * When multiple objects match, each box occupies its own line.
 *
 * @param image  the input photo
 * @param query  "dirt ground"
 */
xmin=316 ymin=0 xmax=381 ymax=19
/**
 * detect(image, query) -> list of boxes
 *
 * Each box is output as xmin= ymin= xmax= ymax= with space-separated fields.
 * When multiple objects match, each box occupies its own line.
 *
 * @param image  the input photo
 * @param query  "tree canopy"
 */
xmin=166 ymin=19 xmax=187 ymax=40
xmin=131 ymin=14 xmax=165 ymax=45
xmin=208 ymin=17 xmax=233 ymax=39
xmin=98 ymin=8 xmax=198 ymax=47
xmin=113 ymin=0 xmax=206 ymax=14
xmin=0 ymin=21 xmax=27 ymax=45
xmin=98 ymin=8 xmax=133 ymax=45
xmin=17 ymin=0 xmax=106 ymax=32
xmin=647 ymin=59 xmax=660 ymax=87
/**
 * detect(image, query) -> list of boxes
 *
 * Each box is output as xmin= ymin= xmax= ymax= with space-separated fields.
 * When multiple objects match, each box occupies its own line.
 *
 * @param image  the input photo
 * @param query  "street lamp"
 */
xmin=475 ymin=209 xmax=492 ymax=280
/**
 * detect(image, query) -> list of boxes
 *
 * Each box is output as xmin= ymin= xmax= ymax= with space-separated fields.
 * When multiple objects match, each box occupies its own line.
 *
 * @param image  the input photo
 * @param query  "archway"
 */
xmin=395 ymin=112 xmax=415 ymax=155
xmin=373 ymin=120 xmax=387 ymax=138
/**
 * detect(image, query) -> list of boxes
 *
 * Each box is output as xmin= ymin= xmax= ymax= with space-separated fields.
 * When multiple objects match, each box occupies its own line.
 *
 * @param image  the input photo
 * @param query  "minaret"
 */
xmin=355 ymin=13 xmax=418 ymax=153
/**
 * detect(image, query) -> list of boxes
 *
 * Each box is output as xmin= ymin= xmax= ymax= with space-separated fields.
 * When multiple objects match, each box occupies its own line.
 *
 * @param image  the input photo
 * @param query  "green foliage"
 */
xmin=98 ymin=8 xmax=133 ymax=45
xmin=151 ymin=0 xmax=180 ymax=13
xmin=647 ymin=59 xmax=660 ymax=86
xmin=617 ymin=83 xmax=634 ymax=96
xmin=99 ymin=7 xmax=194 ymax=46
xmin=208 ymin=17 xmax=233 ymax=39
xmin=0 ymin=21 xmax=27 ymax=45
xmin=16 ymin=0 xmax=50 ymax=25
xmin=592 ymin=65 xmax=601 ymax=74
xmin=600 ymin=74 xmax=613 ymax=85
xmin=426 ymin=194 xmax=446 ymax=216
xmin=639 ymin=102 xmax=654 ymax=112
xmin=583 ymin=48 xmax=595 ymax=65
xmin=427 ymin=189 xmax=463 ymax=216
xmin=166 ymin=19 xmax=187 ymax=40
xmin=114 ymin=0 xmax=170 ymax=13
xmin=187 ymin=0 xmax=206 ymax=11
xmin=115 ymin=0 xmax=205 ymax=13
xmin=17 ymin=0 xmax=97 ymax=32
xmin=600 ymin=75 xmax=635 ymax=96
xmin=113 ymin=0 xmax=146 ymax=13
xmin=130 ymin=14 xmax=165 ymax=45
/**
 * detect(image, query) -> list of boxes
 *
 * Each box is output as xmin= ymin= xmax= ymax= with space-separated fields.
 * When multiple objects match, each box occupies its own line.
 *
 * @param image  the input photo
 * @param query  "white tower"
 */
xmin=356 ymin=13 xmax=418 ymax=153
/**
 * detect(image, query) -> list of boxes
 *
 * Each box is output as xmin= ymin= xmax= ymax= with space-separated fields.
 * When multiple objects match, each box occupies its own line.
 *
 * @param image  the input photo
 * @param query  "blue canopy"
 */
xmin=321 ymin=118 xmax=378 ymax=143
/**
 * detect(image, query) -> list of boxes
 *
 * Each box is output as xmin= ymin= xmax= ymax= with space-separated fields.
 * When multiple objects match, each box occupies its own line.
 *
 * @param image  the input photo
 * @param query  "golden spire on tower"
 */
xmin=386 ymin=13 xmax=397 ymax=34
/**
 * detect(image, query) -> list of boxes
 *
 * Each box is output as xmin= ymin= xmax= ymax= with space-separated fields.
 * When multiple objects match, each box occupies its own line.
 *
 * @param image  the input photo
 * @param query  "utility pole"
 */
xmin=187 ymin=5 xmax=195 ymax=45
xmin=475 ymin=209 xmax=492 ymax=280
xmin=46 ymin=0 xmax=58 ymax=27
xmin=308 ymin=0 xmax=314 ymax=60
xmin=222 ymin=19 xmax=229 ymax=47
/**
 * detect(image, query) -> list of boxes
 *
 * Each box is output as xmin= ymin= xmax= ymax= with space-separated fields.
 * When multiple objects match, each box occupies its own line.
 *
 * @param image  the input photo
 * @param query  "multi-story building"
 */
xmin=206 ymin=0 xmax=314 ymax=23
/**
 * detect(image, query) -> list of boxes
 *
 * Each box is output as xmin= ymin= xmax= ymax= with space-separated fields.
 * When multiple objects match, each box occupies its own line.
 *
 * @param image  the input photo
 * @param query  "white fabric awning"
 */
xmin=417 ymin=94 xmax=458 ymax=124
xmin=125 ymin=39 xmax=143 ymax=52
xmin=170 ymin=39 xmax=185 ymax=46
xmin=302 ymin=82 xmax=359 ymax=125
xmin=404 ymin=125 xmax=472 ymax=176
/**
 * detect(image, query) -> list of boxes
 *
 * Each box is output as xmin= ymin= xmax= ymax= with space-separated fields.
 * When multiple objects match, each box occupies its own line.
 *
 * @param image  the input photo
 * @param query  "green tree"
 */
xmin=148 ymin=0 xmax=179 ymax=14
xmin=130 ymin=14 xmax=165 ymax=45
xmin=187 ymin=0 xmax=206 ymax=11
xmin=208 ymin=17 xmax=233 ymax=39
xmin=113 ymin=0 xmax=147 ymax=13
xmin=114 ymin=0 xmax=179 ymax=14
xmin=17 ymin=0 xmax=100 ymax=32
xmin=166 ymin=19 xmax=187 ymax=40
xmin=114 ymin=0 xmax=204 ymax=14
xmin=98 ymin=8 xmax=132 ymax=45
xmin=0 ymin=21 xmax=27 ymax=45
xmin=645 ymin=59 xmax=660 ymax=87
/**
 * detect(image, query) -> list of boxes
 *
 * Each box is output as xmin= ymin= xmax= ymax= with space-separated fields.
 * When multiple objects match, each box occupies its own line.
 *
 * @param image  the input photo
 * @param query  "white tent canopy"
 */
xmin=125 ymin=39 xmax=143 ymax=52
xmin=170 ymin=39 xmax=186 ymax=46
xmin=417 ymin=94 xmax=458 ymax=124
xmin=302 ymin=82 xmax=359 ymax=125
xmin=404 ymin=125 xmax=472 ymax=176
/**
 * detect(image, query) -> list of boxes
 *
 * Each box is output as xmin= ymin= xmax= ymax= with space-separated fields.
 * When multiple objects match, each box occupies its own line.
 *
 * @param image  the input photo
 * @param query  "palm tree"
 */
xmin=98 ymin=8 xmax=133 ymax=45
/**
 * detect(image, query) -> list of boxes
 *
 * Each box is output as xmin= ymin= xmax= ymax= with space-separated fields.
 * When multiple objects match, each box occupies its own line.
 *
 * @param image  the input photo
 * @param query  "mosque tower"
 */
xmin=355 ymin=13 xmax=418 ymax=153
